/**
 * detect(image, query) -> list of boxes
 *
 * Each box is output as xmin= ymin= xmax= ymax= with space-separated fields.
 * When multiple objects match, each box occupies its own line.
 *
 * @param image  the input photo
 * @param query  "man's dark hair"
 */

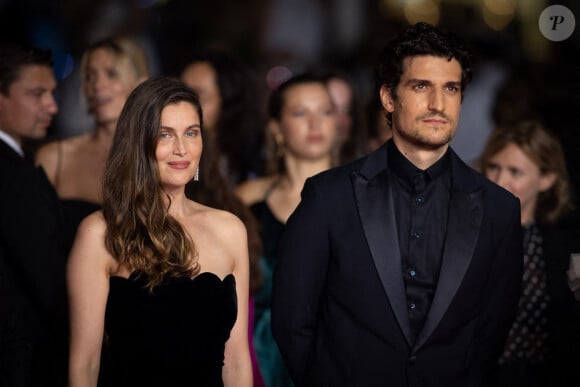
xmin=375 ymin=22 xmax=473 ymax=125
xmin=0 ymin=43 xmax=53 ymax=95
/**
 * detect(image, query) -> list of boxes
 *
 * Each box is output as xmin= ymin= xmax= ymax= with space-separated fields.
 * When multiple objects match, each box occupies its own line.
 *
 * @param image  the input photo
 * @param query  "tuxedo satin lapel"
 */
xmin=352 ymin=170 xmax=413 ymax=345
xmin=413 ymin=186 xmax=483 ymax=350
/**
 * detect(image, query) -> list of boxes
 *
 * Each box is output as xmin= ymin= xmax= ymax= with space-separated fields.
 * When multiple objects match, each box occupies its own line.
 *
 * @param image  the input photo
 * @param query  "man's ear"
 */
xmin=379 ymin=85 xmax=395 ymax=113
xmin=0 ymin=93 xmax=7 ymax=116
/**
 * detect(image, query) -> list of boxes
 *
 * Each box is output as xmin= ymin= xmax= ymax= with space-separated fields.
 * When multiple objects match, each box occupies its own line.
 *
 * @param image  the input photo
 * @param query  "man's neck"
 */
xmin=391 ymin=136 xmax=449 ymax=170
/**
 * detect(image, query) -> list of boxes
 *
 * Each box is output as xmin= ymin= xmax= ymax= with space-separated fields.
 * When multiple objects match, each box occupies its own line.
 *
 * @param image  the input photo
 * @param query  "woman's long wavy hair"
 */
xmin=480 ymin=121 xmax=574 ymax=225
xmin=102 ymin=76 xmax=203 ymax=289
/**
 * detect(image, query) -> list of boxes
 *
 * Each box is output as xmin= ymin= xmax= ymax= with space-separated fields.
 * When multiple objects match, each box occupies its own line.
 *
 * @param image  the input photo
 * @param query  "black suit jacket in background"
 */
xmin=0 ymin=140 xmax=67 ymax=387
xmin=272 ymin=142 xmax=523 ymax=387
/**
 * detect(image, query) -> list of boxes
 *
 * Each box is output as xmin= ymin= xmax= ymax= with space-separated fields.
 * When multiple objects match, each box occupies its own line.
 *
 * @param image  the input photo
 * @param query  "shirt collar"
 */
xmin=0 ymin=130 xmax=24 ymax=157
xmin=387 ymin=139 xmax=451 ymax=187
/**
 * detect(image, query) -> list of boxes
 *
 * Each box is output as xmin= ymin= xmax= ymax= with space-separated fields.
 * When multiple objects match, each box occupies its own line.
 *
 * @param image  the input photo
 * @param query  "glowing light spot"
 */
xmin=266 ymin=66 xmax=293 ymax=90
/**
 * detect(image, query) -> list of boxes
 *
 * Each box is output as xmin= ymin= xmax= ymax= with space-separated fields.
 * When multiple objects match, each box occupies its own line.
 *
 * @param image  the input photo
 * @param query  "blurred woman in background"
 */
xmin=480 ymin=121 xmax=580 ymax=387
xmin=36 ymin=36 xmax=149 ymax=253
xmin=180 ymin=49 xmax=265 ymax=186
xmin=235 ymin=73 xmax=338 ymax=387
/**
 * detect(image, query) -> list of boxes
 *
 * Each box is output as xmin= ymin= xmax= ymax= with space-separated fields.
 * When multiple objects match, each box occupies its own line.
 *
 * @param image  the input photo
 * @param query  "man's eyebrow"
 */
xmin=405 ymin=78 xmax=432 ymax=86
xmin=404 ymin=79 xmax=462 ymax=88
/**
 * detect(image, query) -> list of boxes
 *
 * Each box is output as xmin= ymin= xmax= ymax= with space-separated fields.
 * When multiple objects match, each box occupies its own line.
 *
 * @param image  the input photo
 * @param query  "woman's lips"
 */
xmin=168 ymin=161 xmax=191 ymax=169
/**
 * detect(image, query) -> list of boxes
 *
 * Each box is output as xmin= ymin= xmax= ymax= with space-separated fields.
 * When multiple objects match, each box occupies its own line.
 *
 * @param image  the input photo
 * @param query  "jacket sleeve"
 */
xmin=271 ymin=177 xmax=331 ymax=386
xmin=474 ymin=198 xmax=523 ymax=384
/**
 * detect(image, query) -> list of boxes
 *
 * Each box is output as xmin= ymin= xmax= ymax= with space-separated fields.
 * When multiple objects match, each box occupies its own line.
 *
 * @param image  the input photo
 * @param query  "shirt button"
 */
xmin=415 ymin=196 xmax=424 ymax=204
xmin=409 ymin=269 xmax=417 ymax=277
xmin=411 ymin=232 xmax=421 ymax=239
xmin=409 ymin=303 xmax=416 ymax=310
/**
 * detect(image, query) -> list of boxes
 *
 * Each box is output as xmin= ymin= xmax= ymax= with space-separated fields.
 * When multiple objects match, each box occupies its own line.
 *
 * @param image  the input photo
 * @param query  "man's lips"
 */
xmin=39 ymin=117 xmax=53 ymax=127
xmin=420 ymin=113 xmax=450 ymax=125
xmin=423 ymin=118 xmax=447 ymax=124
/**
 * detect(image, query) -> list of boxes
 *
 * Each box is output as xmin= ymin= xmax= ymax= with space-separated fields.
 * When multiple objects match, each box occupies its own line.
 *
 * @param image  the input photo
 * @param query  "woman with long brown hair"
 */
xmin=67 ymin=76 xmax=252 ymax=386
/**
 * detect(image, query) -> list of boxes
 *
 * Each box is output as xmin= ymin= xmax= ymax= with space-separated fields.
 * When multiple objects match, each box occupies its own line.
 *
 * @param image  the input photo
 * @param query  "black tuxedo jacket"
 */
xmin=272 ymin=143 xmax=523 ymax=387
xmin=0 ymin=139 xmax=67 ymax=386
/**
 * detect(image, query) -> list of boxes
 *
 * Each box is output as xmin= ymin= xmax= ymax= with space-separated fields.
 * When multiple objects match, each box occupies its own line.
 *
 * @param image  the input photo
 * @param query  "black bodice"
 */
xmin=101 ymin=272 xmax=237 ymax=387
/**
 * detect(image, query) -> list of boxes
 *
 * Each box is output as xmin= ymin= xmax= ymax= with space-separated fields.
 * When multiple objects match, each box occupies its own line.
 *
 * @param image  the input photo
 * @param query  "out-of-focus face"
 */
xmin=0 ymin=64 xmax=58 ymax=145
xmin=181 ymin=61 xmax=221 ymax=133
xmin=83 ymin=48 xmax=137 ymax=127
xmin=327 ymin=77 xmax=353 ymax=145
xmin=273 ymin=83 xmax=337 ymax=162
xmin=485 ymin=143 xmax=555 ymax=225
xmin=156 ymin=101 xmax=203 ymax=193
xmin=380 ymin=55 xmax=462 ymax=153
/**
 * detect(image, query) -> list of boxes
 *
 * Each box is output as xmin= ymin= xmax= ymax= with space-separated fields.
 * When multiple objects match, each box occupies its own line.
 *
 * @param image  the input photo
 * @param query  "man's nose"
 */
xmin=45 ymin=92 xmax=58 ymax=115
xmin=428 ymin=90 xmax=445 ymax=112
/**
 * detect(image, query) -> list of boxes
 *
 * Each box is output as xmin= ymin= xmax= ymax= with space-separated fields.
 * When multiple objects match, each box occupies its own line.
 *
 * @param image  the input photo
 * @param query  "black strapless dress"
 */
xmin=101 ymin=272 xmax=237 ymax=387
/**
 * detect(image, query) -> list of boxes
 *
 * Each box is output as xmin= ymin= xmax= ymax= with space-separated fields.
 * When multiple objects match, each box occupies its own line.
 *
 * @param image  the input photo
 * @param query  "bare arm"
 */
xmin=222 ymin=216 xmax=253 ymax=387
xmin=67 ymin=212 xmax=111 ymax=387
xmin=233 ymin=175 xmax=277 ymax=206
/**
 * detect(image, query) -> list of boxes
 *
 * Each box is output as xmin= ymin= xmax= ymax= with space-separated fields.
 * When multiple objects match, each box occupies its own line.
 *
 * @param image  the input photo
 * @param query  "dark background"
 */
xmin=1 ymin=0 xmax=579 ymax=181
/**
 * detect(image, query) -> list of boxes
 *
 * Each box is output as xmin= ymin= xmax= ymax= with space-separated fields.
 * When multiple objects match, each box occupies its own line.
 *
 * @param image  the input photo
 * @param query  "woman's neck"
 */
xmin=165 ymin=190 xmax=191 ymax=217
xmin=283 ymin=155 xmax=332 ymax=191
xmin=521 ymin=200 xmax=537 ymax=227
xmin=93 ymin=120 xmax=117 ymax=143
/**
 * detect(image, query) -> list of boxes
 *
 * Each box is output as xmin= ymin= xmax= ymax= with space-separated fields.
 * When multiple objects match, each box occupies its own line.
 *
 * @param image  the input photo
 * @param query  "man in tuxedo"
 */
xmin=271 ymin=23 xmax=523 ymax=387
xmin=0 ymin=43 xmax=66 ymax=386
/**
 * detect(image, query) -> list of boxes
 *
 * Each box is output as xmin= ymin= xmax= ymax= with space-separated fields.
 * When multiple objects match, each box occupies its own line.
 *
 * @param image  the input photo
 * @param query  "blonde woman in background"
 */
xmin=481 ymin=121 xmax=580 ymax=387
xmin=36 ymin=36 xmax=149 ymax=253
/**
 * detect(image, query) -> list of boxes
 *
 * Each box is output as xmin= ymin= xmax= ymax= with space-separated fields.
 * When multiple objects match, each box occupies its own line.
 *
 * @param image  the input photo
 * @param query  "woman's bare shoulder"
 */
xmin=72 ymin=211 xmax=107 ymax=248
xmin=234 ymin=175 xmax=278 ymax=206
xmin=195 ymin=203 xmax=244 ymax=231
xmin=69 ymin=211 xmax=114 ymax=273
xmin=35 ymin=134 xmax=91 ymax=167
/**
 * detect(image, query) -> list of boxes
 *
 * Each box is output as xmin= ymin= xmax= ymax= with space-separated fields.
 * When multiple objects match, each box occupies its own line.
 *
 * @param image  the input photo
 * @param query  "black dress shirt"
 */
xmin=387 ymin=140 xmax=451 ymax=342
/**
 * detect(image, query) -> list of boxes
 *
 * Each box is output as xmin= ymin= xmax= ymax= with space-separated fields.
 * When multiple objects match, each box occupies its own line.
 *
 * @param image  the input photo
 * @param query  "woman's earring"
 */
xmin=275 ymin=134 xmax=285 ymax=158
xmin=194 ymin=166 xmax=200 ymax=181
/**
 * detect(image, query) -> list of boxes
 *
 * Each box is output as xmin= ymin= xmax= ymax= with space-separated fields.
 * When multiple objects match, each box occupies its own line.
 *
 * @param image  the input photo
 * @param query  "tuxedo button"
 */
xmin=408 ymin=356 xmax=417 ymax=364
xmin=409 ymin=303 xmax=416 ymax=310
xmin=415 ymin=195 xmax=424 ymax=204
xmin=408 ymin=269 xmax=417 ymax=277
